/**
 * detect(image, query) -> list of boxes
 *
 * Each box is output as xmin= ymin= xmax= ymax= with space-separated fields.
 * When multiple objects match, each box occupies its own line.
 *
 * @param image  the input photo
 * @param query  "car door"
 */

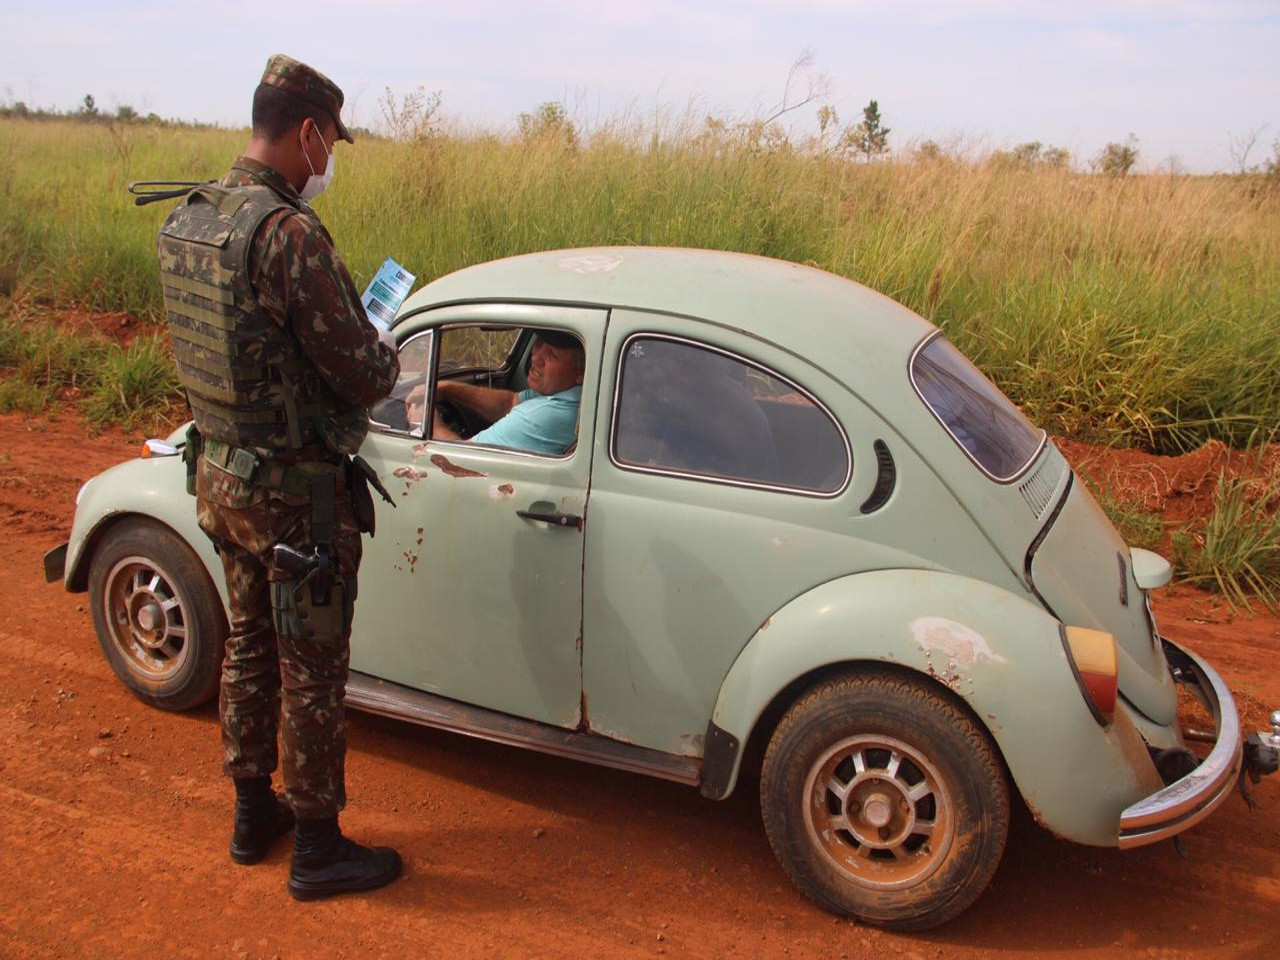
xmin=352 ymin=302 xmax=607 ymax=729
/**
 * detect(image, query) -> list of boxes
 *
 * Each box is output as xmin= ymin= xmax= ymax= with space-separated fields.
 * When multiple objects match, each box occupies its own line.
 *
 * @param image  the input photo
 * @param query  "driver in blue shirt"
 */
xmin=424 ymin=331 xmax=584 ymax=455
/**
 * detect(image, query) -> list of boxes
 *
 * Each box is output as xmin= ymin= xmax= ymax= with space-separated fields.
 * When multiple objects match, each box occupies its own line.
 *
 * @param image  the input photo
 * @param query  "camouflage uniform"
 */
xmin=158 ymin=118 xmax=397 ymax=816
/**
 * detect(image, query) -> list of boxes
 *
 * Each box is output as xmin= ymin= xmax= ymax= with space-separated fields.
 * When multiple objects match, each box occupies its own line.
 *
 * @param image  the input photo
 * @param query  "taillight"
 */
xmin=1061 ymin=626 xmax=1118 ymax=726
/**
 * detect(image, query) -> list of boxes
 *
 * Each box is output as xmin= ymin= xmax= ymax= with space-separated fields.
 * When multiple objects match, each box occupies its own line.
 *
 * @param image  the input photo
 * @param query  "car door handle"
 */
xmin=516 ymin=509 xmax=584 ymax=530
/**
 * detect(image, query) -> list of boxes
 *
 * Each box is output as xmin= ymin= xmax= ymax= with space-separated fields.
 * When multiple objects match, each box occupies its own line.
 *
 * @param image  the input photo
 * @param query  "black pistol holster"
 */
xmin=346 ymin=455 xmax=396 ymax=537
xmin=270 ymin=472 xmax=350 ymax=641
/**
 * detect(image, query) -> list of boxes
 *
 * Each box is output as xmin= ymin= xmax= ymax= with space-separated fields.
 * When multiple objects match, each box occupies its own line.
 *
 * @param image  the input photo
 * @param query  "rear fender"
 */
xmin=705 ymin=569 xmax=1163 ymax=846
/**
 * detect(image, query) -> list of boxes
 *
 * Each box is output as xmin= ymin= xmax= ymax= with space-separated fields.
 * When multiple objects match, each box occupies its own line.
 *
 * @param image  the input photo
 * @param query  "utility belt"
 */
xmin=201 ymin=436 xmax=341 ymax=497
xmin=184 ymin=426 xmax=394 ymax=537
xmin=184 ymin=425 xmax=396 ymax=640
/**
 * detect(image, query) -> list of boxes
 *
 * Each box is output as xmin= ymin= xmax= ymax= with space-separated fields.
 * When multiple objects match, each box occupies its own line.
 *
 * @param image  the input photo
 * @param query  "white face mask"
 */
xmin=299 ymin=126 xmax=334 ymax=200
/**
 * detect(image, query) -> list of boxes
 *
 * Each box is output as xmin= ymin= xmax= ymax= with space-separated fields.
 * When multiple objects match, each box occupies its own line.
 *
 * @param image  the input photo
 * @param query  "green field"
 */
xmin=1 ymin=117 xmax=1278 ymax=452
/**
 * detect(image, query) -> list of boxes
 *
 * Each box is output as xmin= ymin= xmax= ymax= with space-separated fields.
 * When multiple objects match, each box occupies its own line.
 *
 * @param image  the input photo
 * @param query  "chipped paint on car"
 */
xmin=911 ymin=616 xmax=1008 ymax=692
xmin=558 ymin=252 xmax=623 ymax=274
xmin=677 ymin=732 xmax=706 ymax=757
xmin=393 ymin=465 xmax=429 ymax=483
xmin=430 ymin=454 xmax=487 ymax=479
xmin=911 ymin=617 xmax=1008 ymax=667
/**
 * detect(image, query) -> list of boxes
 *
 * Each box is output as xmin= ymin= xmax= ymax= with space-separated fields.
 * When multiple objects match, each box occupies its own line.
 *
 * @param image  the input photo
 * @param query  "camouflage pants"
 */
xmin=196 ymin=457 xmax=363 ymax=819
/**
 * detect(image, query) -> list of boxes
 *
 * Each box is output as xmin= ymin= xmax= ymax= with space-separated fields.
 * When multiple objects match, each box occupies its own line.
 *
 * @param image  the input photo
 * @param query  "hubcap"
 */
xmin=102 ymin=556 xmax=189 ymax=681
xmin=803 ymin=735 xmax=954 ymax=890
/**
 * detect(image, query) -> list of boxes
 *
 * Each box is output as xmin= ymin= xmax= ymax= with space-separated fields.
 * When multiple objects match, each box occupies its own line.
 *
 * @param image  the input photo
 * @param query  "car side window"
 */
xmin=612 ymin=336 xmax=849 ymax=493
xmin=368 ymin=330 xmax=434 ymax=437
xmin=438 ymin=327 xmax=521 ymax=380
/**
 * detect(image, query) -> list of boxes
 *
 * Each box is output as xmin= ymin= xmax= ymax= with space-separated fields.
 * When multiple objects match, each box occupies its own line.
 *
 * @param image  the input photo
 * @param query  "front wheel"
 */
xmin=87 ymin=519 xmax=225 ymax=711
xmin=761 ymin=669 xmax=1009 ymax=930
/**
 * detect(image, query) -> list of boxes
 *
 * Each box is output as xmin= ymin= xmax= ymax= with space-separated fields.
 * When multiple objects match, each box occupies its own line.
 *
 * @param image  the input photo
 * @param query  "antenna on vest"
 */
xmin=127 ymin=181 xmax=212 ymax=207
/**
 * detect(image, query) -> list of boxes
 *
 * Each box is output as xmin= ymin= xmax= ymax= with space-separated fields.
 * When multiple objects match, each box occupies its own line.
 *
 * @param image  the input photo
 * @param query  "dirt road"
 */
xmin=1 ymin=411 xmax=1277 ymax=959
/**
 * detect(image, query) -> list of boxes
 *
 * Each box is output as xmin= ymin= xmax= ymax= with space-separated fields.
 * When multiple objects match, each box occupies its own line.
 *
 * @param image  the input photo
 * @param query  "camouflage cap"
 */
xmin=259 ymin=54 xmax=354 ymax=143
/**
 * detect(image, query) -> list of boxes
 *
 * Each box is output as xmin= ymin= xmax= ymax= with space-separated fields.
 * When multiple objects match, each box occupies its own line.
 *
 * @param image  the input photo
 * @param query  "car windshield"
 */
xmin=910 ymin=334 xmax=1044 ymax=481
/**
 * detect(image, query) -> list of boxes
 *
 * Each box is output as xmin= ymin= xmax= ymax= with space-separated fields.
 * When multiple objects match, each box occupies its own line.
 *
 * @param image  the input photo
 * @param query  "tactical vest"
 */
xmin=157 ymin=183 xmax=347 ymax=454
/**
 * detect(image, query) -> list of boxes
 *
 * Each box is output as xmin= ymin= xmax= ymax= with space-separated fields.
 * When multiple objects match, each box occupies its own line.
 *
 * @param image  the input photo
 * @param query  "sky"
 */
xmin=2 ymin=1 xmax=1278 ymax=172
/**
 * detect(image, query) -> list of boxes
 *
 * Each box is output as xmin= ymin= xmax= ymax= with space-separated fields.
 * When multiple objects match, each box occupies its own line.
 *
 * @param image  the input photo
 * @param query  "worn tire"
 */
xmin=87 ymin=519 xmax=225 ymax=711
xmin=760 ymin=669 xmax=1009 ymax=930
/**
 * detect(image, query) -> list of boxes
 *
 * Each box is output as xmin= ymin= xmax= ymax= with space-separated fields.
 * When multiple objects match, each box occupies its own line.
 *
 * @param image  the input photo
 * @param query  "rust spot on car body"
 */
xmin=677 ymin=732 xmax=705 ymax=757
xmin=393 ymin=466 xmax=430 ymax=482
xmin=489 ymin=483 xmax=515 ymax=500
xmin=430 ymin=455 xmax=486 ymax=479
xmin=910 ymin=617 xmax=1007 ymax=692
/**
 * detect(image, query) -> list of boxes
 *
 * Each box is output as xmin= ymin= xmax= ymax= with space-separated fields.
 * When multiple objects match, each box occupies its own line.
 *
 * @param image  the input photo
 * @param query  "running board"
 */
xmin=345 ymin=672 xmax=702 ymax=787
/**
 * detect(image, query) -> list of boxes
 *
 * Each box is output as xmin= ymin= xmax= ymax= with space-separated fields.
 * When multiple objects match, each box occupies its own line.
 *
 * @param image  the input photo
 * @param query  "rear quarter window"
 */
xmin=910 ymin=333 xmax=1045 ymax=481
xmin=612 ymin=335 xmax=850 ymax=494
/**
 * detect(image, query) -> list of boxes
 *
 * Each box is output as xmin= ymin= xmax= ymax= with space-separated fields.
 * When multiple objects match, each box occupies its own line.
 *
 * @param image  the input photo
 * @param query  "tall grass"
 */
xmin=0 ymin=313 xmax=177 ymax=428
xmin=84 ymin=333 xmax=180 ymax=429
xmin=1173 ymin=471 xmax=1280 ymax=613
xmin=1 ymin=116 xmax=1277 ymax=451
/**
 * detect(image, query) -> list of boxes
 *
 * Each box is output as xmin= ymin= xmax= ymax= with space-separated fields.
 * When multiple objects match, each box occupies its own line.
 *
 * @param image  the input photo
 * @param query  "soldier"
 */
xmin=156 ymin=54 xmax=402 ymax=900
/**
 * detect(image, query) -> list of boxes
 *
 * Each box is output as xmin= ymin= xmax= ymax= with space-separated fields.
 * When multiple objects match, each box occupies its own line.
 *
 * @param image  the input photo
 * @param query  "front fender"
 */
xmin=66 ymin=454 xmax=227 ymax=612
xmin=704 ymin=569 xmax=1163 ymax=847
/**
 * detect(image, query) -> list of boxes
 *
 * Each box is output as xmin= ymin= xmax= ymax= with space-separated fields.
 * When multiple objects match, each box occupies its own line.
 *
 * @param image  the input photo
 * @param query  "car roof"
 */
xmin=402 ymin=246 xmax=936 ymax=378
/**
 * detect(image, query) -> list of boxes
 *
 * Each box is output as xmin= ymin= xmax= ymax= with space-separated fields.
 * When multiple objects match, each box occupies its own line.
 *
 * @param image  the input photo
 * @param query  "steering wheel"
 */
xmin=435 ymin=396 xmax=482 ymax=438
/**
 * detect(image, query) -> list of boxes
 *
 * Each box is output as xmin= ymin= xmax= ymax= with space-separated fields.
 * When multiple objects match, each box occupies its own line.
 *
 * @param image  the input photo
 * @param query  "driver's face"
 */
xmin=527 ymin=338 xmax=584 ymax=395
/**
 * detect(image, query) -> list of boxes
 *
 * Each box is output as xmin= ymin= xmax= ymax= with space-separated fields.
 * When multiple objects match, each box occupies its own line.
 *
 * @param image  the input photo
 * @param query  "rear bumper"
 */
xmin=1117 ymin=637 xmax=1242 ymax=849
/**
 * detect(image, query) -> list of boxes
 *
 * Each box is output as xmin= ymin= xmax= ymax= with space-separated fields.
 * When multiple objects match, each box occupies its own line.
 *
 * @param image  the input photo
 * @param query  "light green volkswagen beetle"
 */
xmin=46 ymin=248 xmax=1278 ymax=929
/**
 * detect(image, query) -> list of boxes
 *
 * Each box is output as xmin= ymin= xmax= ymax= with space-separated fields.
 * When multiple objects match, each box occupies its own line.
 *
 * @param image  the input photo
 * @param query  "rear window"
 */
xmin=910 ymin=334 xmax=1044 ymax=481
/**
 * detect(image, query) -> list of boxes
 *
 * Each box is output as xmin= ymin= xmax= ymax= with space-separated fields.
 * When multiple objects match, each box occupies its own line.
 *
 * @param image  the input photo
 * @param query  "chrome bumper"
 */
xmin=1118 ymin=637 xmax=1242 ymax=849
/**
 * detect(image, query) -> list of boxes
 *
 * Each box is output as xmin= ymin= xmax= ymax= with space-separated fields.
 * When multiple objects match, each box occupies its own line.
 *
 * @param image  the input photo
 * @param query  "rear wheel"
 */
xmin=761 ymin=669 xmax=1009 ymax=930
xmin=88 ymin=519 xmax=225 ymax=711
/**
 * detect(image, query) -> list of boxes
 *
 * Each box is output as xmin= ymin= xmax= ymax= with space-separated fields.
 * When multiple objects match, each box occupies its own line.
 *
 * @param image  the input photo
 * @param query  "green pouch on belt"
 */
xmin=182 ymin=424 xmax=203 ymax=496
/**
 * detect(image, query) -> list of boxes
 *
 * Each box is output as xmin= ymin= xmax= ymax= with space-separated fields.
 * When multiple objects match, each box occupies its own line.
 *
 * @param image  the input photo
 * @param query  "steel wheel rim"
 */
xmin=101 ymin=554 xmax=190 ymax=682
xmin=802 ymin=734 xmax=954 ymax=890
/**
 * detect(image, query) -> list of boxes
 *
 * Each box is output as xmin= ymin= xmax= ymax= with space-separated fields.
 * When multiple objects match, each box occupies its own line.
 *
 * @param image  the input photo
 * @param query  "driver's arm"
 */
xmin=436 ymin=380 xmax=520 ymax=422
xmin=405 ymin=379 xmax=518 ymax=432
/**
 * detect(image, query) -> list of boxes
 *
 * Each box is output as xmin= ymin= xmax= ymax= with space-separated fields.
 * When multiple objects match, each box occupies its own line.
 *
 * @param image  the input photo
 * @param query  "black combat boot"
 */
xmin=229 ymin=775 xmax=296 ymax=865
xmin=287 ymin=816 xmax=402 ymax=901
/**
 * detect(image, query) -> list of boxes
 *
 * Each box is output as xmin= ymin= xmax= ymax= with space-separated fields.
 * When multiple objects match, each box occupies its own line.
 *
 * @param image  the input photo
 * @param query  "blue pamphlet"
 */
xmin=362 ymin=257 xmax=416 ymax=330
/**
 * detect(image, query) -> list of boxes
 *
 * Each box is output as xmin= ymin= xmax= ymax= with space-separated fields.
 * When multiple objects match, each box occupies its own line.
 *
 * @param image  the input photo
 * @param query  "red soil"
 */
xmin=0 ymin=409 xmax=1277 ymax=959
